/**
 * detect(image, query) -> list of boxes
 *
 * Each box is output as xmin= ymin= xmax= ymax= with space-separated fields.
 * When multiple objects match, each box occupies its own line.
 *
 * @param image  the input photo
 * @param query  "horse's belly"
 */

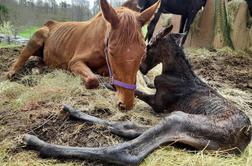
xmin=43 ymin=46 xmax=70 ymax=69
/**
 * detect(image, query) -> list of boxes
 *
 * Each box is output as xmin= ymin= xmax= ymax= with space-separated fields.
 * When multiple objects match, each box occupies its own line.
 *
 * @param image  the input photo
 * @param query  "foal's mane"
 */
xmin=109 ymin=8 xmax=144 ymax=51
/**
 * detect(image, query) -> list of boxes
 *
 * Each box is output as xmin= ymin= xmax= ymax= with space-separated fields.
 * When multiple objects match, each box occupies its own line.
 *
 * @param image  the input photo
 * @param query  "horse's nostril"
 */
xmin=118 ymin=102 xmax=126 ymax=110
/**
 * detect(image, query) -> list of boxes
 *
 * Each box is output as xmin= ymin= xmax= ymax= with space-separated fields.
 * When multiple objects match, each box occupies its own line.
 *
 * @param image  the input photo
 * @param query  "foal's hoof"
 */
xmin=85 ymin=77 xmax=99 ymax=89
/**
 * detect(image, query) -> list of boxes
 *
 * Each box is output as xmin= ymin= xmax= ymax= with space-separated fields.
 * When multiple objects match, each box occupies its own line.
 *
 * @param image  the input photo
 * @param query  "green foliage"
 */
xmin=0 ymin=42 xmax=19 ymax=48
xmin=19 ymin=26 xmax=39 ymax=38
xmin=0 ymin=21 xmax=14 ymax=36
xmin=0 ymin=4 xmax=8 ymax=23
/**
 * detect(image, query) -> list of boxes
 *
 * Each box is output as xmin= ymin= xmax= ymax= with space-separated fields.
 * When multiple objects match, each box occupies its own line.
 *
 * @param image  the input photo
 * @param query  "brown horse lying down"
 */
xmin=7 ymin=0 xmax=159 ymax=110
xmin=23 ymin=26 xmax=252 ymax=165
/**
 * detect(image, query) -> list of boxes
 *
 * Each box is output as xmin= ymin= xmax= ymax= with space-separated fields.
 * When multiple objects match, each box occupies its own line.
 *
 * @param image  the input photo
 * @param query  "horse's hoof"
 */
xmin=5 ymin=70 xmax=15 ymax=79
xmin=85 ymin=77 xmax=99 ymax=89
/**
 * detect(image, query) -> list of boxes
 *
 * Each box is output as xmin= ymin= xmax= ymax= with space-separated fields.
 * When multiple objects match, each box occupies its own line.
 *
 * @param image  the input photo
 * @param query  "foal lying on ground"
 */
xmin=23 ymin=27 xmax=252 ymax=165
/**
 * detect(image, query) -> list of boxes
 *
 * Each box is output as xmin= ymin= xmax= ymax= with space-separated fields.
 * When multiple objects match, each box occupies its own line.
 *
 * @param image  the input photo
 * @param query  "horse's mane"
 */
xmin=110 ymin=8 xmax=144 ymax=51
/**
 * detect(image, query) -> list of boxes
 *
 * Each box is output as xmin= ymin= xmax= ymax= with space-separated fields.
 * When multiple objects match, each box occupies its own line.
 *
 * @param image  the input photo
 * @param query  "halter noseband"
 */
xmin=104 ymin=32 xmax=137 ymax=90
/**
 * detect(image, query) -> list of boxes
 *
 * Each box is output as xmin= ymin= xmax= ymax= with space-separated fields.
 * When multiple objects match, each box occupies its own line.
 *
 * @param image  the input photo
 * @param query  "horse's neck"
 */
xmin=88 ymin=14 xmax=108 ymax=46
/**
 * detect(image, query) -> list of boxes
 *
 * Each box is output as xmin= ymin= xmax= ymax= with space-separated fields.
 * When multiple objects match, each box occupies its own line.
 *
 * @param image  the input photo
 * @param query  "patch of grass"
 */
xmin=19 ymin=26 xmax=39 ymax=39
xmin=0 ymin=48 xmax=251 ymax=166
xmin=142 ymin=25 xmax=147 ymax=37
xmin=0 ymin=70 xmax=84 ymax=111
xmin=141 ymin=145 xmax=252 ymax=166
xmin=0 ymin=42 xmax=20 ymax=48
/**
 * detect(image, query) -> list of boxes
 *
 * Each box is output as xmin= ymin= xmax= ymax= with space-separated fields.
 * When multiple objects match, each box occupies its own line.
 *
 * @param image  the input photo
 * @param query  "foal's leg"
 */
xmin=69 ymin=60 xmax=99 ymax=89
xmin=135 ymin=89 xmax=167 ymax=113
xmin=24 ymin=111 xmax=226 ymax=165
xmin=7 ymin=27 xmax=49 ymax=78
xmin=63 ymin=105 xmax=149 ymax=139
xmin=146 ymin=10 xmax=162 ymax=41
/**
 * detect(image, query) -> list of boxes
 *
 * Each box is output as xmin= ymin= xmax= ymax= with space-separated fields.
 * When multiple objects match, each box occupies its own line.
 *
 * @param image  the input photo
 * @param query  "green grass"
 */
xmin=19 ymin=26 xmax=39 ymax=39
xmin=0 ymin=42 xmax=20 ymax=48
xmin=142 ymin=25 xmax=147 ymax=37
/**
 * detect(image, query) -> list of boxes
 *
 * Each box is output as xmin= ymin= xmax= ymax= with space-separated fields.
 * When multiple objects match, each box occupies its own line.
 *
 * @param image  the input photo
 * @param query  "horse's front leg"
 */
xmin=146 ymin=10 xmax=162 ymax=41
xmin=69 ymin=60 xmax=99 ymax=89
xmin=64 ymin=105 xmax=149 ymax=139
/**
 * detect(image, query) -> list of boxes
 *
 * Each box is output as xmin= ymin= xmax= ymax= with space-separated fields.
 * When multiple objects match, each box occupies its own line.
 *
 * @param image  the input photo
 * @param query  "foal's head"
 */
xmin=140 ymin=25 xmax=186 ymax=74
xmin=101 ymin=0 xmax=159 ymax=110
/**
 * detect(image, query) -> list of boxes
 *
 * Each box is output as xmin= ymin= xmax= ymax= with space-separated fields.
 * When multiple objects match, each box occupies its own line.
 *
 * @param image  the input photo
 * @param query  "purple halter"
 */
xmin=104 ymin=32 xmax=137 ymax=90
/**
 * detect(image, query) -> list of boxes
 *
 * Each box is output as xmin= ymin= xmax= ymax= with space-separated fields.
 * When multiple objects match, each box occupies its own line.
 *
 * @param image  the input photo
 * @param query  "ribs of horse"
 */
xmin=23 ymin=26 xmax=252 ymax=165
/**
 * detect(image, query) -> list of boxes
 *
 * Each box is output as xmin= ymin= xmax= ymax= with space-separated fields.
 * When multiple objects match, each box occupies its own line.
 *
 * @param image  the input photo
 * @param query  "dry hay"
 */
xmin=0 ymin=47 xmax=251 ymax=165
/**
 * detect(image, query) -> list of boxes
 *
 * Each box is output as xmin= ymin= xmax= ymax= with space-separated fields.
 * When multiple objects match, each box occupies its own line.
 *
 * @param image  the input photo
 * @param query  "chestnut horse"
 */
xmin=7 ymin=0 xmax=159 ymax=110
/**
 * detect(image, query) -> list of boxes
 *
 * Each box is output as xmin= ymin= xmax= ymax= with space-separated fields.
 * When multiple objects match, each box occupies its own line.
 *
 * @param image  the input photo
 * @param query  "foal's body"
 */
xmin=24 ymin=29 xmax=251 ymax=165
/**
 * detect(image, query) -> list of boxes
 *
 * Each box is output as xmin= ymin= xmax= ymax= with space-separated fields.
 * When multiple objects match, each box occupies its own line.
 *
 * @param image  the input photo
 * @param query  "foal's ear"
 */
xmin=100 ymin=0 xmax=119 ymax=29
xmin=170 ymin=33 xmax=187 ymax=46
xmin=137 ymin=0 xmax=160 ymax=26
xmin=159 ymin=25 xmax=173 ymax=38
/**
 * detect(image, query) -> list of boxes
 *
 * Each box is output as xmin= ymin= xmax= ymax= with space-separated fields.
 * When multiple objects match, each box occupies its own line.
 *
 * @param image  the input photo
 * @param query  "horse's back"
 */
xmin=41 ymin=21 xmax=87 ymax=68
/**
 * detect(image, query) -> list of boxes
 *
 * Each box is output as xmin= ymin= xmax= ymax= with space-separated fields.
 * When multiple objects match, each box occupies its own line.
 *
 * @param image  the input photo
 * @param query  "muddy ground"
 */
xmin=0 ymin=47 xmax=251 ymax=165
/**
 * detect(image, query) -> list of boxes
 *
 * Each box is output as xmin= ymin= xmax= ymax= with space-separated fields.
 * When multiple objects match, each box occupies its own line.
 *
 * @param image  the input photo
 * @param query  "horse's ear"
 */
xmin=137 ymin=0 xmax=160 ymax=26
xmin=170 ymin=33 xmax=187 ymax=46
xmin=100 ymin=0 xmax=119 ymax=29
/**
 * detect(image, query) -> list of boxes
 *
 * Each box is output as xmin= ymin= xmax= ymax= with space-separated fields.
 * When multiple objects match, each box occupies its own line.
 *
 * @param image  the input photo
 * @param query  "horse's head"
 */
xmin=100 ymin=0 xmax=159 ymax=110
xmin=140 ymin=25 xmax=186 ymax=74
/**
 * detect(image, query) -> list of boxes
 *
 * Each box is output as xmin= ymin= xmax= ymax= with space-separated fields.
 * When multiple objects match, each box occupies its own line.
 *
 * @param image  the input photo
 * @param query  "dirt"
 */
xmin=188 ymin=50 xmax=252 ymax=91
xmin=0 ymin=47 xmax=251 ymax=165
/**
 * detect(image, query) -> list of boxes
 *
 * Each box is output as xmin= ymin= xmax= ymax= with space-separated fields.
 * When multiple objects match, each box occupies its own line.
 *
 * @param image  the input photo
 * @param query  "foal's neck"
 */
xmin=162 ymin=43 xmax=200 ymax=85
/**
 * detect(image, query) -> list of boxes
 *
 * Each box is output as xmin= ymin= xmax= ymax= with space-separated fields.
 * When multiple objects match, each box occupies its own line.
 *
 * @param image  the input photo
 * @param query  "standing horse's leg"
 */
xmin=181 ymin=12 xmax=197 ymax=45
xmin=7 ymin=27 xmax=49 ymax=78
xmin=146 ymin=10 xmax=162 ymax=41
xmin=63 ymin=105 xmax=149 ymax=139
xmin=24 ymin=111 xmax=228 ymax=165
xmin=179 ymin=15 xmax=187 ymax=33
xmin=69 ymin=60 xmax=99 ymax=89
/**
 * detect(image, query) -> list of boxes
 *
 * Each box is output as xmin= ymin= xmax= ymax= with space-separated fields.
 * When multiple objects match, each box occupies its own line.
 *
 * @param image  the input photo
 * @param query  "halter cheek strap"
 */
xmin=104 ymin=32 xmax=137 ymax=90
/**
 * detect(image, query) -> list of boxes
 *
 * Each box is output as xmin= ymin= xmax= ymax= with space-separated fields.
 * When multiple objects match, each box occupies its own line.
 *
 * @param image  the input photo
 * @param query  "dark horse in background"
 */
xmin=246 ymin=0 xmax=252 ymax=16
xmin=138 ymin=0 xmax=207 ymax=45
xmin=23 ymin=26 xmax=251 ymax=165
